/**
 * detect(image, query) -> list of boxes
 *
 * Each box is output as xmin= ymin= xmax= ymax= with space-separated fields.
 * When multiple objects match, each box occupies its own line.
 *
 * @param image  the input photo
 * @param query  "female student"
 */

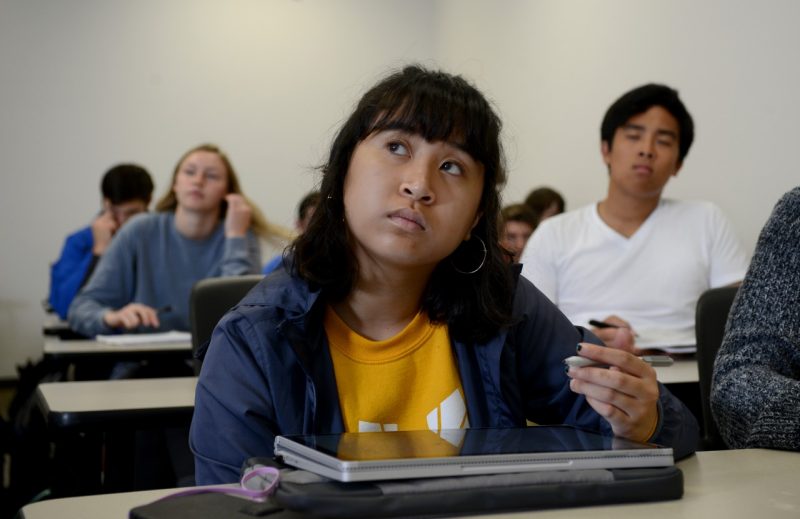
xmin=190 ymin=67 xmax=699 ymax=484
xmin=68 ymin=144 xmax=267 ymax=337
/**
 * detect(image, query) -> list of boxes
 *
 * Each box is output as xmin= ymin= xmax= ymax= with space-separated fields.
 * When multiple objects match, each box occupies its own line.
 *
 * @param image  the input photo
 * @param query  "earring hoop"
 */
xmin=451 ymin=236 xmax=487 ymax=275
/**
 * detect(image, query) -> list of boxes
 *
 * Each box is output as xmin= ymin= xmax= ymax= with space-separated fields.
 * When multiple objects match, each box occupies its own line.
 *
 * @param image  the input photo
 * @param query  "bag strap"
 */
xmin=154 ymin=465 xmax=280 ymax=503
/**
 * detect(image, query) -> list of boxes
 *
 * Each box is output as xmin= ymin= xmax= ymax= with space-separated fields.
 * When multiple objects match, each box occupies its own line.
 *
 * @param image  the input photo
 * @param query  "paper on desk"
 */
xmin=634 ymin=329 xmax=696 ymax=354
xmin=95 ymin=330 xmax=191 ymax=345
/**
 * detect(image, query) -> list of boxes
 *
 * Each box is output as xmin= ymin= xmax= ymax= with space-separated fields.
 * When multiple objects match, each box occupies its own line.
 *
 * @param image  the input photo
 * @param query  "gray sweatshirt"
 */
xmin=68 ymin=211 xmax=261 ymax=337
xmin=711 ymin=186 xmax=800 ymax=450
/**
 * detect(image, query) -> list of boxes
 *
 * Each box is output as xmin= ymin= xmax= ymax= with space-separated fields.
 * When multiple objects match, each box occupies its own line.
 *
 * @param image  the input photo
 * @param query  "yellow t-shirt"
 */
xmin=325 ymin=306 xmax=469 ymax=437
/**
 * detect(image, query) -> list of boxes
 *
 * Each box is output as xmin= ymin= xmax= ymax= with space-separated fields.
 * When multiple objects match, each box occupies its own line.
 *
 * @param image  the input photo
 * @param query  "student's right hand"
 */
xmin=224 ymin=194 xmax=252 ymax=238
xmin=103 ymin=303 xmax=160 ymax=330
xmin=91 ymin=209 xmax=119 ymax=255
xmin=566 ymin=341 xmax=660 ymax=443
xmin=591 ymin=315 xmax=636 ymax=352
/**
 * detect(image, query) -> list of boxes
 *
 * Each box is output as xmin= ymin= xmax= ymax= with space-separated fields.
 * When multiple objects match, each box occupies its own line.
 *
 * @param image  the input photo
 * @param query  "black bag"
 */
xmin=4 ymin=356 xmax=69 ymax=514
xmin=130 ymin=457 xmax=683 ymax=518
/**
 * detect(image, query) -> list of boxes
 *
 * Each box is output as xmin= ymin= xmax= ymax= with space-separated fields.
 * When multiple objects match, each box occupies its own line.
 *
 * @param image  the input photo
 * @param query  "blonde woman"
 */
xmin=69 ymin=144 xmax=274 ymax=337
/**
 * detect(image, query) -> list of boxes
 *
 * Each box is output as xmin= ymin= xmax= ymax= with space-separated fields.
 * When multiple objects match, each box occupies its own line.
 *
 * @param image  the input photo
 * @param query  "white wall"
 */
xmin=1 ymin=0 xmax=798 ymax=378
xmin=437 ymin=0 xmax=800 ymax=241
xmin=0 ymin=0 xmax=438 ymax=378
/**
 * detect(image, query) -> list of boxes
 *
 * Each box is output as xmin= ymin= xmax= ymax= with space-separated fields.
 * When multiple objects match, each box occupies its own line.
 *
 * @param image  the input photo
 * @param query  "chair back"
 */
xmin=695 ymin=285 xmax=739 ymax=450
xmin=189 ymin=275 xmax=263 ymax=371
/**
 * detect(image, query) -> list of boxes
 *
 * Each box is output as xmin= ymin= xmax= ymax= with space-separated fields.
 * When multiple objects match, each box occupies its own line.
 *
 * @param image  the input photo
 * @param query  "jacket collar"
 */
xmin=249 ymin=266 xmax=519 ymax=433
xmin=252 ymin=269 xmax=344 ymax=434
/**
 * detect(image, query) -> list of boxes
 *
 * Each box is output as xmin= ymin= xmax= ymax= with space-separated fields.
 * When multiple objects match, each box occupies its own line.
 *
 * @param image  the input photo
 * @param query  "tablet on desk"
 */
xmin=274 ymin=425 xmax=673 ymax=482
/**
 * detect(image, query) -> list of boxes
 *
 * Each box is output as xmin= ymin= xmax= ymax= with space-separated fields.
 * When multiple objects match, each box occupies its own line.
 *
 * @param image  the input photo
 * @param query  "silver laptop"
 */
xmin=274 ymin=425 xmax=674 ymax=482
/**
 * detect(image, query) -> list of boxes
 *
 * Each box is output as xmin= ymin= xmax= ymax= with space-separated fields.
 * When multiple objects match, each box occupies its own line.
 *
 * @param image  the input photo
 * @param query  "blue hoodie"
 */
xmin=190 ymin=268 xmax=698 ymax=484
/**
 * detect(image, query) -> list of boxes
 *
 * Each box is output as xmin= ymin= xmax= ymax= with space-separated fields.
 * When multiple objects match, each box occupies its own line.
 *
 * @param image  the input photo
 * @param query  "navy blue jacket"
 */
xmin=190 ymin=269 xmax=699 ymax=484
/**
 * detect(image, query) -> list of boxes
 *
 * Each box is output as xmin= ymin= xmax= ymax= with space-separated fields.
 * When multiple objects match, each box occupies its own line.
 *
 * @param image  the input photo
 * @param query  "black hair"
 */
xmin=293 ymin=65 xmax=513 ymax=343
xmin=600 ymin=84 xmax=694 ymax=163
xmin=523 ymin=187 xmax=565 ymax=222
xmin=101 ymin=163 xmax=154 ymax=205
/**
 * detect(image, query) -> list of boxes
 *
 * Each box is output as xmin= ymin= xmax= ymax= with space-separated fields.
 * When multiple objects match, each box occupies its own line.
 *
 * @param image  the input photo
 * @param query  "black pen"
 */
xmin=589 ymin=319 xmax=622 ymax=329
xmin=589 ymin=319 xmax=639 ymax=337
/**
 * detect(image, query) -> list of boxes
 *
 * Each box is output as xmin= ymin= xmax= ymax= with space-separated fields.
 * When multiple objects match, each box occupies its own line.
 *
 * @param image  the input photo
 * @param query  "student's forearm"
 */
xmin=221 ymin=236 xmax=261 ymax=275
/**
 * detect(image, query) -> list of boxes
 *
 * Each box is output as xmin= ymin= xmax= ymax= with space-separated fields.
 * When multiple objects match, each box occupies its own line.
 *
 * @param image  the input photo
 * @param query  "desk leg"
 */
xmin=104 ymin=426 xmax=193 ymax=491
xmin=51 ymin=431 xmax=104 ymax=497
xmin=103 ymin=428 xmax=136 ymax=492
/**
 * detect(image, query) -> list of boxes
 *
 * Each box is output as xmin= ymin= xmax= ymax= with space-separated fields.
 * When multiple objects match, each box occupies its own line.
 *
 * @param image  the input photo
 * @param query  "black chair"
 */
xmin=695 ymin=285 xmax=739 ymax=450
xmin=189 ymin=275 xmax=263 ymax=372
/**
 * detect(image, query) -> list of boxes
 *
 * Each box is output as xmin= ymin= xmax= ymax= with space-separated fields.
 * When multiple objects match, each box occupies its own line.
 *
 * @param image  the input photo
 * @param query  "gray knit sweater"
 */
xmin=711 ymin=186 xmax=800 ymax=450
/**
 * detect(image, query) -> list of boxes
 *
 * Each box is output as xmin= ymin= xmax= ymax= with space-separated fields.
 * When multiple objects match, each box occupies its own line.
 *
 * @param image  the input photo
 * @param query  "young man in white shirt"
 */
xmin=520 ymin=84 xmax=748 ymax=349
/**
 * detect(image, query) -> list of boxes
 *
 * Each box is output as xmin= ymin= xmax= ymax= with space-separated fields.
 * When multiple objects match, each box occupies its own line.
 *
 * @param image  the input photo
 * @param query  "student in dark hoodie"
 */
xmin=190 ymin=65 xmax=699 ymax=484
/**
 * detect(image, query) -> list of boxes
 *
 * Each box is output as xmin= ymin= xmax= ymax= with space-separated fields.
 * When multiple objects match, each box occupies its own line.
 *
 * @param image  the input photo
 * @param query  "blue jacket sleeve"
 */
xmin=510 ymin=278 xmax=698 ymax=459
xmin=190 ymin=309 xmax=281 ymax=484
xmin=49 ymin=227 xmax=94 ymax=320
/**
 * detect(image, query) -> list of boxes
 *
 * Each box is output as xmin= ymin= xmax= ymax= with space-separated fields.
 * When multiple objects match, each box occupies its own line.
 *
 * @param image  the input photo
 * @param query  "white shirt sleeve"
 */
xmin=520 ymin=220 xmax=560 ymax=304
xmin=707 ymin=204 xmax=749 ymax=287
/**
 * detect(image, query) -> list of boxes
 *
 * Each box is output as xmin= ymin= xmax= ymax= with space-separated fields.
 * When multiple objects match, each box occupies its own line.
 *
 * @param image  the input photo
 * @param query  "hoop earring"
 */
xmin=451 ymin=236 xmax=487 ymax=275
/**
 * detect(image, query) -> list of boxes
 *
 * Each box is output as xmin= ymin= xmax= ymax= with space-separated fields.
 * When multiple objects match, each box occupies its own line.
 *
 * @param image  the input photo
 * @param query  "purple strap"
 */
xmin=154 ymin=465 xmax=280 ymax=503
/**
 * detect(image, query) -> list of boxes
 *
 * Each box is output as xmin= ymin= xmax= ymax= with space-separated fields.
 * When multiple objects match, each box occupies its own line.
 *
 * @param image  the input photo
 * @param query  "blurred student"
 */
xmin=190 ymin=65 xmax=698 ymax=484
xmin=262 ymin=190 xmax=321 ymax=274
xmin=48 ymin=164 xmax=154 ymax=320
xmin=521 ymin=84 xmax=748 ymax=349
xmin=524 ymin=186 xmax=565 ymax=224
xmin=68 ymin=144 xmax=264 ymax=337
xmin=499 ymin=203 xmax=537 ymax=263
xmin=712 ymin=186 xmax=800 ymax=451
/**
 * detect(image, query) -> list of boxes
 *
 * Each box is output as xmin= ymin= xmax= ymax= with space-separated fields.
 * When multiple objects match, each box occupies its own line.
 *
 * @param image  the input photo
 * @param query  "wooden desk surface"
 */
xmin=36 ymin=377 xmax=197 ymax=429
xmin=17 ymin=449 xmax=800 ymax=518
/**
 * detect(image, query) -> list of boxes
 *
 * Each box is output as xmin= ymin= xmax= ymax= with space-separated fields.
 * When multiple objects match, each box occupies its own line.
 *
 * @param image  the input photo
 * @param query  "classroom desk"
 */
xmin=35 ymin=377 xmax=197 ymax=495
xmin=43 ymin=336 xmax=192 ymax=358
xmin=36 ymin=377 xmax=197 ymax=429
xmin=42 ymin=336 xmax=194 ymax=380
xmin=42 ymin=314 xmax=71 ymax=333
xmin=16 ymin=448 xmax=800 ymax=518
xmin=654 ymin=357 xmax=697 ymax=384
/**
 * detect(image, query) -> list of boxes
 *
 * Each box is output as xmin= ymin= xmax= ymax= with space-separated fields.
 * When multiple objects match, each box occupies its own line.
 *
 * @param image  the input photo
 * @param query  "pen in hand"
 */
xmin=588 ymin=319 xmax=638 ymax=337
xmin=564 ymin=355 xmax=674 ymax=368
xmin=589 ymin=319 xmax=625 ymax=329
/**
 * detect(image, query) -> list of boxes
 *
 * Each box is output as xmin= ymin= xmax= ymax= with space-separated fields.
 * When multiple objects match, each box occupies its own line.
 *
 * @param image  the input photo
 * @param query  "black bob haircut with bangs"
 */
xmin=293 ymin=65 xmax=514 ymax=343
